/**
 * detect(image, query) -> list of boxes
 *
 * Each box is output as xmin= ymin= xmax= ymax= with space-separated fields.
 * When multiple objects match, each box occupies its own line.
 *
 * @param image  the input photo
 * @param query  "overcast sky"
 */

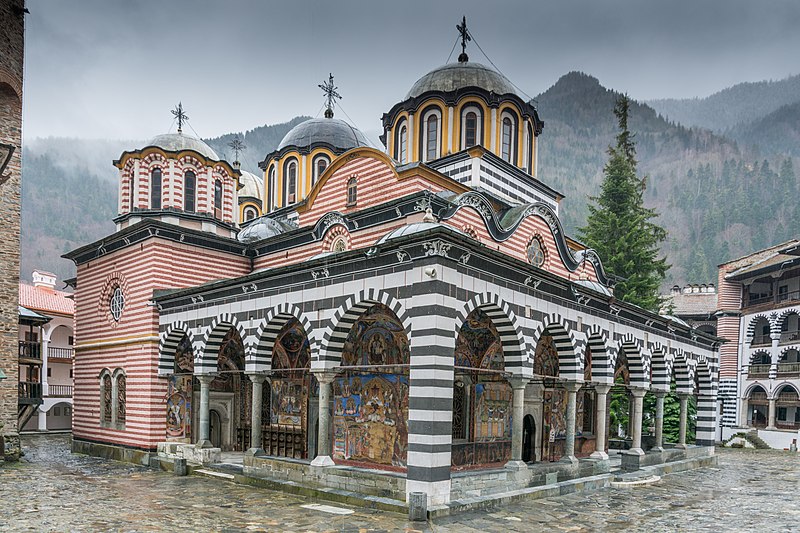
xmin=22 ymin=0 xmax=800 ymax=141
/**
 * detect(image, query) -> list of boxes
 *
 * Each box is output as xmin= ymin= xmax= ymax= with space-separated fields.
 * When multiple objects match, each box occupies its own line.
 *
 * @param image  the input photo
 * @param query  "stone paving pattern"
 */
xmin=1 ymin=435 xmax=797 ymax=532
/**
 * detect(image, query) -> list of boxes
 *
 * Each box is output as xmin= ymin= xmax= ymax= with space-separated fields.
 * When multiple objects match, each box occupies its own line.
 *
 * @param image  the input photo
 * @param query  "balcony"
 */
xmin=49 ymin=347 xmax=74 ymax=360
xmin=747 ymin=364 xmax=771 ymax=378
xmin=18 ymin=381 xmax=43 ymax=404
xmin=777 ymin=362 xmax=800 ymax=377
xmin=780 ymin=330 xmax=800 ymax=345
xmin=776 ymin=421 xmax=800 ymax=430
xmin=745 ymin=290 xmax=800 ymax=312
xmin=18 ymin=340 xmax=42 ymax=361
xmin=750 ymin=335 xmax=772 ymax=348
xmin=47 ymin=384 xmax=73 ymax=398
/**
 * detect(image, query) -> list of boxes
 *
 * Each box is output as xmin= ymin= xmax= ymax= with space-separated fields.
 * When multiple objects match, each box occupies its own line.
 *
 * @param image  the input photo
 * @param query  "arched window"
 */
xmin=267 ymin=165 xmax=276 ymax=212
xmin=284 ymin=160 xmax=298 ymax=205
xmin=331 ymin=236 xmax=348 ymax=252
xmin=501 ymin=117 xmax=513 ymax=162
xmin=150 ymin=168 xmax=162 ymax=209
xmin=116 ymin=373 xmax=126 ymax=425
xmin=397 ymin=123 xmax=408 ymax=164
xmin=347 ymin=176 xmax=357 ymax=206
xmin=184 ymin=170 xmax=196 ymax=213
xmin=313 ymin=155 xmax=329 ymax=185
xmin=461 ymin=107 xmax=482 ymax=149
xmin=101 ymin=372 xmax=112 ymax=427
xmin=525 ymin=122 xmax=534 ymax=174
xmin=214 ymin=179 xmax=223 ymax=219
xmin=422 ymin=110 xmax=441 ymax=162
xmin=243 ymin=206 xmax=257 ymax=221
xmin=128 ymin=171 xmax=135 ymax=210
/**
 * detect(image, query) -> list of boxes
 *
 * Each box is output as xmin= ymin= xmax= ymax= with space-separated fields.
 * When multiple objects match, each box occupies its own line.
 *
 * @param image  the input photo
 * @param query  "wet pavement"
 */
xmin=1 ymin=434 xmax=797 ymax=532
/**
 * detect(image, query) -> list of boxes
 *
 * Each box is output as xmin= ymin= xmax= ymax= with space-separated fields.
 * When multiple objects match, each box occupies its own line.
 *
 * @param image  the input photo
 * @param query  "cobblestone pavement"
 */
xmin=1 ymin=434 xmax=797 ymax=532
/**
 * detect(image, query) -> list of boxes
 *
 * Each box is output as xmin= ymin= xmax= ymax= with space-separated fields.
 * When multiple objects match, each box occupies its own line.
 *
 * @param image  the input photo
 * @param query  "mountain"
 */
xmin=727 ymin=101 xmax=800 ymax=158
xmin=647 ymin=73 xmax=800 ymax=133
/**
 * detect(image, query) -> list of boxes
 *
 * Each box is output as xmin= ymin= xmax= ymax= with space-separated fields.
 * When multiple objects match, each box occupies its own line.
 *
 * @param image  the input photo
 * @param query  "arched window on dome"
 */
xmin=128 ymin=171 xmax=135 ymax=210
xmin=421 ymin=108 xmax=442 ymax=162
xmin=501 ymin=117 xmax=514 ymax=163
xmin=150 ymin=168 xmax=162 ymax=209
xmin=267 ymin=165 xmax=276 ymax=212
xmin=313 ymin=155 xmax=329 ymax=186
xmin=395 ymin=121 xmax=408 ymax=164
xmin=283 ymin=159 xmax=298 ymax=206
xmin=347 ymin=176 xmax=357 ymax=206
xmin=214 ymin=179 xmax=223 ymax=219
xmin=184 ymin=170 xmax=196 ymax=213
xmin=524 ymin=122 xmax=534 ymax=174
xmin=243 ymin=206 xmax=258 ymax=222
xmin=461 ymin=106 xmax=482 ymax=149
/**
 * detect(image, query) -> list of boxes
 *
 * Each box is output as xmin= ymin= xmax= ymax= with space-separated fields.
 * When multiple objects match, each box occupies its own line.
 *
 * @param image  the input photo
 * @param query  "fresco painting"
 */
xmin=166 ymin=375 xmax=192 ymax=439
xmin=269 ymin=319 xmax=311 ymax=429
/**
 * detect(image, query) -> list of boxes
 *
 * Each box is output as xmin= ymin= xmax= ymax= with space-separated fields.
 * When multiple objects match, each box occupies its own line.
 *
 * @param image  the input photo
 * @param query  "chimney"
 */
xmin=32 ymin=270 xmax=57 ymax=291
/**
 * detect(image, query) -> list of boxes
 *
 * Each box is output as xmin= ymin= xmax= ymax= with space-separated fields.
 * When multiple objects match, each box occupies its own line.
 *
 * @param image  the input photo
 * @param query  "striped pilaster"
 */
xmin=406 ymin=307 xmax=455 ymax=507
xmin=695 ymin=393 xmax=717 ymax=446
xmin=718 ymin=378 xmax=738 ymax=428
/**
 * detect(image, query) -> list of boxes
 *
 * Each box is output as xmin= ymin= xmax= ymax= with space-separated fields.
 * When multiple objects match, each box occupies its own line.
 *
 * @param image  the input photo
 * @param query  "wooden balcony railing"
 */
xmin=49 ymin=347 xmax=74 ymax=360
xmin=18 ymin=340 xmax=42 ymax=360
xmin=776 ymin=421 xmax=800 ymax=430
xmin=777 ymin=362 xmax=800 ymax=376
xmin=48 ymin=384 xmax=73 ymax=397
xmin=747 ymin=364 xmax=771 ymax=378
xmin=780 ymin=331 xmax=800 ymax=344
xmin=18 ymin=381 xmax=43 ymax=401
xmin=747 ymin=290 xmax=800 ymax=307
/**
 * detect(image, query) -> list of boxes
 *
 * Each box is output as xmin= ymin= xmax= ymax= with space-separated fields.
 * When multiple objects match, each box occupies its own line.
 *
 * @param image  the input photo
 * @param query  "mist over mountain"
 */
xmin=20 ymin=72 xmax=799 ymax=288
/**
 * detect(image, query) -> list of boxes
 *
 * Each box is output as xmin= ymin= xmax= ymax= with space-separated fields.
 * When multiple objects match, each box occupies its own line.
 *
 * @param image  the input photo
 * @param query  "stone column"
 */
xmin=41 ymin=332 xmax=50 ymax=398
xmin=653 ymin=392 xmax=667 ymax=451
xmin=678 ymin=393 xmax=690 ymax=448
xmin=628 ymin=389 xmax=647 ymax=455
xmin=561 ymin=382 xmax=581 ymax=463
xmin=506 ymin=377 xmax=529 ymax=469
xmin=248 ymin=373 xmax=267 ymax=452
xmin=196 ymin=375 xmax=214 ymax=448
xmin=740 ymin=397 xmax=749 ymax=427
xmin=311 ymin=371 xmax=336 ymax=467
xmin=590 ymin=384 xmax=611 ymax=460
xmin=767 ymin=397 xmax=777 ymax=430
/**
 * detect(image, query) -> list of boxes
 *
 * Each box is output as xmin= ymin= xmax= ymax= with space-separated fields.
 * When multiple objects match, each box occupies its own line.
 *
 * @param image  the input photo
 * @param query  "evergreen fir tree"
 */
xmin=579 ymin=95 xmax=669 ymax=311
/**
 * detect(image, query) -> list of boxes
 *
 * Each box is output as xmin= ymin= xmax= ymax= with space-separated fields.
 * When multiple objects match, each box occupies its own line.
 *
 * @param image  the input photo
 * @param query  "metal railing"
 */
xmin=18 ymin=340 xmax=42 ymax=359
xmin=748 ymin=289 xmax=800 ymax=307
xmin=48 ymin=384 xmax=73 ymax=397
xmin=777 ymin=362 xmax=800 ymax=375
xmin=49 ymin=347 xmax=74 ymax=360
xmin=18 ymin=381 xmax=43 ymax=400
xmin=747 ymin=364 xmax=771 ymax=377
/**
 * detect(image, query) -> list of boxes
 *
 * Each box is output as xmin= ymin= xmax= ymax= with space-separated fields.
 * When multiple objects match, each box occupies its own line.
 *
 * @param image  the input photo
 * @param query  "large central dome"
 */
xmin=278 ymin=117 xmax=370 ymax=151
xmin=405 ymin=61 xmax=520 ymax=100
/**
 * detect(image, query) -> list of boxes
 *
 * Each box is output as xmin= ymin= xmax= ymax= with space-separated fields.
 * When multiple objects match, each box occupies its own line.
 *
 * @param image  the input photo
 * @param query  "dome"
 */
xmin=277 ymin=117 xmax=370 ymax=152
xmin=405 ymin=61 xmax=520 ymax=100
xmin=376 ymin=222 xmax=464 ymax=245
xmin=238 ymin=170 xmax=263 ymax=201
xmin=147 ymin=132 xmax=219 ymax=160
xmin=573 ymin=279 xmax=612 ymax=297
xmin=237 ymin=217 xmax=290 ymax=243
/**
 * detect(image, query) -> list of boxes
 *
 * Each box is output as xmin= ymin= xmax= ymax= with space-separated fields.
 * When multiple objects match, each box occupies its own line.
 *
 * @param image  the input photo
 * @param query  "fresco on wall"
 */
xmin=333 ymin=304 xmax=410 ymax=467
xmin=270 ymin=319 xmax=310 ymax=428
xmin=166 ymin=375 xmax=192 ymax=439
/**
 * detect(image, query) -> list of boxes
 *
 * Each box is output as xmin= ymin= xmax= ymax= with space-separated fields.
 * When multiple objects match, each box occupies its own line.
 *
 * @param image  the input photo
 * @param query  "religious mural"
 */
xmin=270 ymin=319 xmax=310 ymax=429
xmin=333 ymin=304 xmax=410 ymax=467
xmin=451 ymin=309 xmax=512 ymax=467
xmin=166 ymin=335 xmax=193 ymax=440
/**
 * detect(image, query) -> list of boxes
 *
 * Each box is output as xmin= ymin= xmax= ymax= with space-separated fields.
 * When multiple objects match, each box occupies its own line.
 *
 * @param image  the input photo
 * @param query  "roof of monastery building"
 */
xmin=723 ymin=239 xmax=800 ymax=280
xmin=406 ymin=61 xmax=521 ymax=99
xmin=145 ymin=132 xmax=220 ymax=160
xmin=238 ymin=169 xmax=264 ymax=200
xmin=277 ymin=117 xmax=370 ymax=152
xmin=19 ymin=282 xmax=74 ymax=316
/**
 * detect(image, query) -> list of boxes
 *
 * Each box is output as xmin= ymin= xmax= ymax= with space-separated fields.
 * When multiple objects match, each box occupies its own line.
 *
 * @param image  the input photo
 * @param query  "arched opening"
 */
xmin=333 ymin=303 xmax=410 ymax=468
xmin=265 ymin=318 xmax=311 ymax=459
xmin=421 ymin=108 xmax=441 ymax=162
xmin=313 ymin=155 xmax=329 ymax=185
xmin=243 ymin=206 xmax=258 ymax=222
xmin=284 ymin=160 xmax=297 ymax=205
xmin=204 ymin=328 xmax=248 ymax=451
xmin=214 ymin=179 xmax=223 ymax=219
xmin=779 ymin=348 xmax=800 ymax=377
xmin=346 ymin=177 xmax=357 ymax=206
xmin=209 ymin=409 xmax=223 ymax=448
xmin=780 ymin=312 xmax=800 ymax=343
xmin=775 ymin=384 xmax=800 ymax=430
xmin=462 ymin=109 xmax=479 ymax=149
xmin=746 ymin=385 xmax=769 ymax=428
xmin=184 ymin=170 xmax=196 ymax=212
xmin=267 ymin=165 xmax=276 ymax=212
xmin=751 ymin=317 xmax=771 ymax=347
xmin=397 ymin=123 xmax=408 ymax=164
xmin=609 ymin=350 xmax=632 ymax=448
xmin=47 ymin=401 xmax=72 ymax=431
xmin=451 ymin=308 xmax=512 ymax=469
xmin=501 ymin=116 xmax=514 ymax=163
xmin=150 ymin=168 xmax=162 ymax=209
xmin=749 ymin=351 xmax=771 ymax=378
xmin=522 ymin=414 xmax=535 ymax=462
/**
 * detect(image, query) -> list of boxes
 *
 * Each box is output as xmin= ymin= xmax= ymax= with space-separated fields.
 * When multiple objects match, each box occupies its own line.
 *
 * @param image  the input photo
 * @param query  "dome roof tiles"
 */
xmin=405 ymin=61 xmax=520 ymax=100
xmin=146 ymin=132 xmax=220 ymax=160
xmin=278 ymin=117 xmax=370 ymax=152
xmin=238 ymin=170 xmax=263 ymax=200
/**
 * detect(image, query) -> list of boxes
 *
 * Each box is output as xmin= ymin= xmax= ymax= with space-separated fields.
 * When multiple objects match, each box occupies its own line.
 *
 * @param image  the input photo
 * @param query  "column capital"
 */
xmin=653 ymin=390 xmax=668 ymax=399
xmin=246 ymin=372 xmax=268 ymax=384
xmin=594 ymin=384 xmax=612 ymax=395
xmin=508 ymin=377 xmax=530 ymax=389
xmin=312 ymin=370 xmax=338 ymax=385
xmin=677 ymin=392 xmax=692 ymax=400
xmin=630 ymin=388 xmax=648 ymax=398
xmin=196 ymin=374 xmax=216 ymax=385
xmin=564 ymin=381 xmax=582 ymax=393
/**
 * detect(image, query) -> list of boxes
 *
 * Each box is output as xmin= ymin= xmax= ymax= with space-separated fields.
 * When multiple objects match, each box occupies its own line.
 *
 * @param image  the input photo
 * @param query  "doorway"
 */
xmin=523 ymin=414 xmax=535 ymax=462
xmin=210 ymin=409 xmax=223 ymax=448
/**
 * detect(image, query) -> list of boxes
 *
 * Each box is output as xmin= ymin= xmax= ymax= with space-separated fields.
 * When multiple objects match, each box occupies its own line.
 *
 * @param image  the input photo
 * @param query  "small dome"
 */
xmin=278 ymin=117 xmax=370 ymax=152
xmin=238 ymin=170 xmax=263 ymax=201
xmin=147 ymin=132 xmax=219 ymax=160
xmin=376 ymin=222 xmax=464 ymax=245
xmin=405 ymin=61 xmax=520 ymax=100
xmin=237 ymin=217 xmax=290 ymax=243
xmin=573 ymin=279 xmax=612 ymax=297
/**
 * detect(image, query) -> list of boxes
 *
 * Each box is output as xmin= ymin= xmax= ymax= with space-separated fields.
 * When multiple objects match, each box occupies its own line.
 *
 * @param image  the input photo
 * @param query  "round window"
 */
xmin=527 ymin=238 xmax=546 ymax=268
xmin=110 ymin=287 xmax=125 ymax=321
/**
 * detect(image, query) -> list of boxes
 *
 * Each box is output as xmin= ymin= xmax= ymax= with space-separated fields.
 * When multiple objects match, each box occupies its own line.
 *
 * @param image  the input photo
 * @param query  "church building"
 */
xmin=66 ymin=21 xmax=720 ymax=507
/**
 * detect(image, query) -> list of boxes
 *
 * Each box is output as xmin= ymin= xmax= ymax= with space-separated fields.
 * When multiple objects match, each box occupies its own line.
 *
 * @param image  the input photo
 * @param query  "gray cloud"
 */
xmin=22 ymin=0 xmax=800 ymax=140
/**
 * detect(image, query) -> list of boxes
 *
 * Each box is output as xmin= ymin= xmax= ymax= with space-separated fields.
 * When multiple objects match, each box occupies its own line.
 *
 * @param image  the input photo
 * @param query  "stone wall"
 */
xmin=0 ymin=0 xmax=25 ymax=462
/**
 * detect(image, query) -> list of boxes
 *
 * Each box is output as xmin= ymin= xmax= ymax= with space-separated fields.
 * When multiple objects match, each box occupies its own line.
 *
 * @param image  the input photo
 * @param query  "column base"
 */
xmin=589 ymin=450 xmax=608 ymax=460
xmin=650 ymin=446 xmax=664 ymax=453
xmin=558 ymin=455 xmax=579 ymax=466
xmin=625 ymin=447 xmax=645 ymax=456
xmin=196 ymin=439 xmax=213 ymax=449
xmin=245 ymin=447 xmax=265 ymax=458
xmin=766 ymin=426 xmax=777 ymax=431
xmin=310 ymin=455 xmax=335 ymax=467
xmin=504 ymin=460 xmax=528 ymax=470
xmin=674 ymin=443 xmax=688 ymax=450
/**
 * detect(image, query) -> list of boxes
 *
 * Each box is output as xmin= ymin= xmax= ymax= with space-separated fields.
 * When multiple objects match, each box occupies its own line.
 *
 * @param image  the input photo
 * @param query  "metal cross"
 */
xmin=228 ymin=136 xmax=245 ymax=162
xmin=318 ymin=73 xmax=342 ymax=118
xmin=171 ymin=102 xmax=189 ymax=133
xmin=456 ymin=16 xmax=471 ymax=62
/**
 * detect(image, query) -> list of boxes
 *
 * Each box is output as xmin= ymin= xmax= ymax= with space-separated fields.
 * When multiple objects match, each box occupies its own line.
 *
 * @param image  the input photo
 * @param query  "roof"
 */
xmin=406 ymin=61 xmax=520 ymax=100
xmin=18 ymin=305 xmax=51 ymax=325
xmin=665 ymin=291 xmax=718 ymax=317
xmin=19 ymin=283 xmax=75 ymax=316
xmin=375 ymin=222 xmax=465 ymax=245
xmin=238 ymin=170 xmax=263 ymax=201
xmin=146 ymin=132 xmax=219 ymax=160
xmin=723 ymin=239 xmax=800 ymax=281
xmin=277 ymin=117 xmax=370 ymax=152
